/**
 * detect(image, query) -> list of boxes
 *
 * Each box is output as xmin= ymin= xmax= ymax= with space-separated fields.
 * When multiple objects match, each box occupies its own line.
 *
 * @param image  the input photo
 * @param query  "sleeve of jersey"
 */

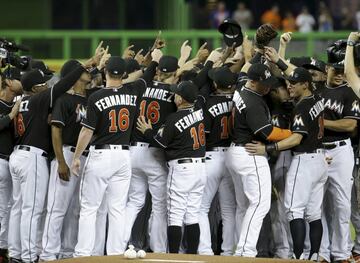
xmin=141 ymin=61 xmax=158 ymax=85
xmin=80 ymin=96 xmax=98 ymax=131
xmin=0 ymin=115 xmax=11 ymax=131
xmin=203 ymin=109 xmax=212 ymax=133
xmin=50 ymin=97 xmax=67 ymax=127
xmin=343 ymin=89 xmax=360 ymax=119
xmin=245 ymin=104 xmax=273 ymax=138
xmin=150 ymin=122 xmax=175 ymax=148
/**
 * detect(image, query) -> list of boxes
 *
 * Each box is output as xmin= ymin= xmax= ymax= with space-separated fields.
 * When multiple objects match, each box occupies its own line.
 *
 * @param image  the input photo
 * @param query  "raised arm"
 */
xmin=344 ymin=32 xmax=360 ymax=98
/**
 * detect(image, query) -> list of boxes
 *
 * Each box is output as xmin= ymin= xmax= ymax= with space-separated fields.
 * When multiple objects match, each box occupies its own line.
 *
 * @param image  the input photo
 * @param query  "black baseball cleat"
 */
xmin=8 ymin=258 xmax=22 ymax=263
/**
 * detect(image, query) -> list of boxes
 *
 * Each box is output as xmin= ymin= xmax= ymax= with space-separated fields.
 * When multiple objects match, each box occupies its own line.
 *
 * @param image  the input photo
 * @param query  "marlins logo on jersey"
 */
xmin=293 ymin=114 xmax=305 ymax=128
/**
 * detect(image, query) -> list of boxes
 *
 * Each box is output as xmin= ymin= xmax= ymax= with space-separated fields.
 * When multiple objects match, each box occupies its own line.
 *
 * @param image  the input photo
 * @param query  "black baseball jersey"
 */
xmin=320 ymin=84 xmax=360 ymax=142
xmin=15 ymin=65 xmax=86 ymax=152
xmin=291 ymin=95 xmax=324 ymax=152
xmin=271 ymin=106 xmax=291 ymax=129
xmin=131 ymin=80 xmax=176 ymax=145
xmin=81 ymin=79 xmax=146 ymax=145
xmin=51 ymin=93 xmax=87 ymax=147
xmin=150 ymin=107 xmax=205 ymax=161
xmin=204 ymin=93 xmax=233 ymax=148
xmin=0 ymin=99 xmax=15 ymax=156
xmin=231 ymin=87 xmax=272 ymax=144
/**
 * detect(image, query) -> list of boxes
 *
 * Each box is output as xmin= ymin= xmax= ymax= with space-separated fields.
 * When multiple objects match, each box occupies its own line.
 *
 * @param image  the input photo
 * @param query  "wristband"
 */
xmin=275 ymin=59 xmax=288 ymax=71
xmin=265 ymin=143 xmax=278 ymax=155
xmin=347 ymin=40 xmax=356 ymax=47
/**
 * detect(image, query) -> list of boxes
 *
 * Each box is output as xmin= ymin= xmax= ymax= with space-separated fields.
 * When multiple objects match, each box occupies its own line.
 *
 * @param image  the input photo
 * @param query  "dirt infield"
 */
xmin=56 ymin=253 xmax=310 ymax=263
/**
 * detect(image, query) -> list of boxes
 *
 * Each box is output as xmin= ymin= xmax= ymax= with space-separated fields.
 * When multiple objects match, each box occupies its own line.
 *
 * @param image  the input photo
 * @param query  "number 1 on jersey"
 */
xmin=190 ymin=123 xmax=205 ymax=150
xmin=140 ymin=100 xmax=160 ymax=124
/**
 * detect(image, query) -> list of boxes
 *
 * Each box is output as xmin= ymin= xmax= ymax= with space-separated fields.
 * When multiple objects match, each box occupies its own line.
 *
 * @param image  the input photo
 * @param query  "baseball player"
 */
xmin=225 ymin=63 xmax=292 ymax=257
xmin=71 ymin=52 xmax=161 ymax=257
xmin=246 ymin=67 xmax=328 ymax=260
xmin=0 ymin=67 xmax=22 ymax=263
xmin=267 ymin=77 xmax=294 ymax=259
xmin=122 ymin=55 xmax=178 ymax=253
xmin=344 ymin=32 xmax=360 ymax=98
xmin=39 ymin=59 xmax=91 ymax=261
xmin=318 ymin=59 xmax=360 ymax=262
xmin=8 ymin=52 xmax=98 ymax=263
xmin=198 ymin=66 xmax=236 ymax=256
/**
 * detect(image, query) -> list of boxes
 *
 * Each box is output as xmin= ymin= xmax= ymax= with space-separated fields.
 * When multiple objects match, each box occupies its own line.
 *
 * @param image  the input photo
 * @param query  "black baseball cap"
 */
xmin=3 ymin=67 xmax=21 ymax=81
xmin=303 ymin=58 xmax=326 ymax=73
xmin=31 ymin=60 xmax=54 ymax=76
xmin=286 ymin=67 xmax=312 ymax=84
xmin=105 ymin=56 xmax=126 ymax=76
xmin=21 ymin=69 xmax=52 ymax=91
xmin=247 ymin=63 xmax=277 ymax=86
xmin=208 ymin=66 xmax=237 ymax=88
xmin=158 ymin=56 xmax=178 ymax=73
xmin=329 ymin=59 xmax=345 ymax=70
xmin=170 ymin=81 xmax=198 ymax=103
xmin=60 ymin=59 xmax=82 ymax=78
xmin=218 ymin=19 xmax=243 ymax=48
xmin=125 ymin=58 xmax=140 ymax=74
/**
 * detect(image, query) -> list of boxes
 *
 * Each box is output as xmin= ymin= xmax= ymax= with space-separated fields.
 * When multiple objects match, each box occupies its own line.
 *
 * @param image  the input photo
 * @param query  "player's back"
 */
xmin=132 ymin=80 xmax=176 ymax=144
xmin=16 ymin=89 xmax=53 ymax=152
xmin=83 ymin=81 xmax=145 ymax=146
xmin=204 ymin=93 xmax=233 ymax=148
xmin=160 ymin=107 xmax=205 ymax=161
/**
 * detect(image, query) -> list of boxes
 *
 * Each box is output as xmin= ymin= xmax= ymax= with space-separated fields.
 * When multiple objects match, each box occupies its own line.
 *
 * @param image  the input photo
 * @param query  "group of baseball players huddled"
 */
xmin=1 ymin=20 xmax=360 ymax=263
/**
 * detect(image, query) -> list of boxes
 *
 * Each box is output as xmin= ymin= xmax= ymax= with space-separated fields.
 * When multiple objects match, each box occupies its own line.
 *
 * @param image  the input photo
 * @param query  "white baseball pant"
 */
xmin=40 ymin=146 xmax=87 ymax=261
xmin=167 ymin=158 xmax=206 ymax=227
xmin=319 ymin=139 xmax=354 ymax=261
xmin=8 ymin=146 xmax=49 ymax=262
xmin=270 ymin=150 xmax=293 ymax=258
xmin=74 ymin=145 xmax=131 ymax=257
xmin=0 ymin=157 xmax=12 ymax=250
xmin=225 ymin=144 xmax=271 ymax=257
xmin=198 ymin=149 xmax=236 ymax=256
xmin=122 ymin=143 xmax=168 ymax=252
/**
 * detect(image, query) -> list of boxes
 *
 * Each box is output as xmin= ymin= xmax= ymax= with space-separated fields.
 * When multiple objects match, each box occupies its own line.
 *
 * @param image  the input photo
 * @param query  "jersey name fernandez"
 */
xmin=175 ymin=109 xmax=203 ymax=132
xmin=94 ymin=94 xmax=137 ymax=112
xmin=142 ymin=86 xmax=174 ymax=102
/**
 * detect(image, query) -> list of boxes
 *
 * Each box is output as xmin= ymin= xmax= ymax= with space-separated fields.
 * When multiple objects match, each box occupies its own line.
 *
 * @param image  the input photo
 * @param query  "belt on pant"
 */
xmin=94 ymin=144 xmax=129 ymax=150
xmin=322 ymin=140 xmax=346 ymax=150
xmin=0 ymin=153 xmax=9 ymax=161
xmin=177 ymin=158 xmax=205 ymax=164
xmin=18 ymin=145 xmax=48 ymax=158
xmin=130 ymin=142 xmax=150 ymax=147
xmin=206 ymin=147 xmax=228 ymax=152
xmin=67 ymin=146 xmax=89 ymax=157
xmin=292 ymin=149 xmax=325 ymax=156
xmin=230 ymin=142 xmax=245 ymax=147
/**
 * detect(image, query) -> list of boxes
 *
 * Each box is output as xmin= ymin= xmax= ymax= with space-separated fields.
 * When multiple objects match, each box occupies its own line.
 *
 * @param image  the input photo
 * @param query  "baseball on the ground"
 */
xmin=124 ymin=248 xmax=137 ymax=259
xmin=137 ymin=249 xmax=146 ymax=258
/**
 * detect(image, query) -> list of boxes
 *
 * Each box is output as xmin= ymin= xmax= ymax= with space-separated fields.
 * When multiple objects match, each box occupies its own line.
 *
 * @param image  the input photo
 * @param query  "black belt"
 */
xmin=0 ymin=153 xmax=9 ymax=161
xmin=68 ymin=146 xmax=89 ymax=157
xmin=94 ymin=144 xmax=129 ymax=150
xmin=322 ymin=140 xmax=346 ymax=150
xmin=292 ymin=149 xmax=324 ymax=156
xmin=130 ymin=142 xmax=149 ymax=147
xmin=177 ymin=158 xmax=205 ymax=164
xmin=231 ymin=143 xmax=245 ymax=147
xmin=206 ymin=147 xmax=228 ymax=152
xmin=18 ymin=145 xmax=48 ymax=158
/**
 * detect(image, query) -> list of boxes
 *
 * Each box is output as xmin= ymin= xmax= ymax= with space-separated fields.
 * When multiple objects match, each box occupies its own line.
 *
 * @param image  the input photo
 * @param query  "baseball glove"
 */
xmin=255 ymin=23 xmax=278 ymax=49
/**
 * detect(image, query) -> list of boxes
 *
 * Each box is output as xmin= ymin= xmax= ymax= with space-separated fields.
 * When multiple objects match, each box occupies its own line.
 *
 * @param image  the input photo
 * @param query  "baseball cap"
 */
xmin=158 ymin=56 xmax=178 ymax=73
xmin=170 ymin=81 xmax=198 ymax=103
xmin=31 ymin=60 xmax=54 ymax=76
xmin=329 ymin=59 xmax=345 ymax=70
xmin=247 ymin=63 xmax=277 ymax=86
xmin=21 ymin=69 xmax=52 ymax=91
xmin=208 ymin=66 xmax=237 ymax=88
xmin=286 ymin=67 xmax=312 ymax=84
xmin=218 ymin=19 xmax=243 ymax=48
xmin=60 ymin=59 xmax=82 ymax=78
xmin=3 ymin=66 xmax=21 ymax=81
xmin=105 ymin=56 xmax=126 ymax=76
xmin=125 ymin=58 xmax=140 ymax=74
xmin=303 ymin=57 xmax=326 ymax=73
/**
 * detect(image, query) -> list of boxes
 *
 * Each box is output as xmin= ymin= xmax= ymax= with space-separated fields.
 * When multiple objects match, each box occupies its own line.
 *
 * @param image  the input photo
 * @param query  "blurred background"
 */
xmin=1 ymin=0 xmax=360 ymax=70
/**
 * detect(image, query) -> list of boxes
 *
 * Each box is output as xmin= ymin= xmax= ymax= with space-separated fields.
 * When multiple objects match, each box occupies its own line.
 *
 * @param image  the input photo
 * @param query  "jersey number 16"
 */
xmin=190 ymin=123 xmax=205 ymax=150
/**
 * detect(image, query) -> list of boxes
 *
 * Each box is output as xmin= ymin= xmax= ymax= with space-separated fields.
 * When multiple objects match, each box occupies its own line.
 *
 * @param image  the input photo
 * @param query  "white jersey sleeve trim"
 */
xmin=81 ymin=122 xmax=95 ymax=130
xmin=254 ymin=123 xmax=272 ymax=134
